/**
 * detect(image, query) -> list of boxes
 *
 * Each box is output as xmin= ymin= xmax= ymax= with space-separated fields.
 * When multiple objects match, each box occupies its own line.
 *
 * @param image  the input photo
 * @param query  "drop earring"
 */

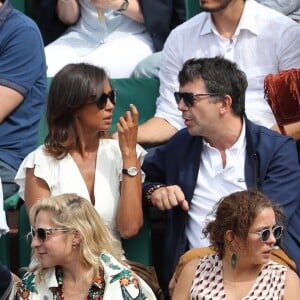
xmin=231 ymin=253 xmax=237 ymax=268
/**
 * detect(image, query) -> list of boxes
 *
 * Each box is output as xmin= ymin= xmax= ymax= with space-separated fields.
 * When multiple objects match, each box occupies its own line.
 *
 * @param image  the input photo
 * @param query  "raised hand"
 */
xmin=117 ymin=104 xmax=139 ymax=157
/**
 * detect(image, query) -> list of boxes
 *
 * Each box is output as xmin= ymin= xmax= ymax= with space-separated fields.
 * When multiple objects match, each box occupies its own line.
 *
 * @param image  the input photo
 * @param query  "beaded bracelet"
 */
xmin=145 ymin=184 xmax=166 ymax=203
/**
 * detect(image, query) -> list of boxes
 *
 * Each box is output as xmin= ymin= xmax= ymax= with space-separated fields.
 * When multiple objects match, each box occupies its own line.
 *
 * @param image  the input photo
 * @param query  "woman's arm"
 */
xmin=24 ymin=168 xmax=51 ymax=214
xmin=57 ymin=0 xmax=80 ymax=25
xmin=172 ymin=258 xmax=198 ymax=300
xmin=284 ymin=268 xmax=300 ymax=299
xmin=92 ymin=0 xmax=144 ymax=23
xmin=116 ymin=104 xmax=143 ymax=238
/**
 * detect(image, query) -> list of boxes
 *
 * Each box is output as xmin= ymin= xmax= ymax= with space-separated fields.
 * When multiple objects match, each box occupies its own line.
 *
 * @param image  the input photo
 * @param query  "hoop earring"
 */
xmin=231 ymin=253 xmax=237 ymax=269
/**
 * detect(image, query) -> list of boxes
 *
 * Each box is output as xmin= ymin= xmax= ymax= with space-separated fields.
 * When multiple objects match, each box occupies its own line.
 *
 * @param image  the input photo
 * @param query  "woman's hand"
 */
xmin=91 ymin=0 xmax=144 ymax=23
xmin=117 ymin=104 xmax=139 ymax=158
xmin=91 ymin=0 xmax=125 ymax=11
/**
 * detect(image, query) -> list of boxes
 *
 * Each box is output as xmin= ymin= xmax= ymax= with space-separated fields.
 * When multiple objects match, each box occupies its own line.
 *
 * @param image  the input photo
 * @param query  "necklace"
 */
xmin=51 ymin=267 xmax=105 ymax=300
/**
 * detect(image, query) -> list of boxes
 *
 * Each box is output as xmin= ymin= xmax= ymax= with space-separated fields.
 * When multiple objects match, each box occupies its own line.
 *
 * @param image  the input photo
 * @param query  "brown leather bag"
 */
xmin=264 ymin=69 xmax=300 ymax=135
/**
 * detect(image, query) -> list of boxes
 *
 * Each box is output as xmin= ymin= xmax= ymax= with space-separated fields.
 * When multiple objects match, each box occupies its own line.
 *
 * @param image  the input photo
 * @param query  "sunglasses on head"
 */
xmin=30 ymin=226 xmax=73 ymax=242
xmin=95 ymin=90 xmax=117 ymax=109
xmin=174 ymin=92 xmax=218 ymax=107
xmin=250 ymin=225 xmax=283 ymax=243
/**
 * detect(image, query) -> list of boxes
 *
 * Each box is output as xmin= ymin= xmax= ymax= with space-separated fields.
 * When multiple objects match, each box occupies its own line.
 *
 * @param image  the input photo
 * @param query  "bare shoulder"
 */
xmin=284 ymin=268 xmax=300 ymax=300
xmin=183 ymin=258 xmax=199 ymax=273
xmin=172 ymin=258 xmax=199 ymax=300
xmin=177 ymin=258 xmax=199 ymax=283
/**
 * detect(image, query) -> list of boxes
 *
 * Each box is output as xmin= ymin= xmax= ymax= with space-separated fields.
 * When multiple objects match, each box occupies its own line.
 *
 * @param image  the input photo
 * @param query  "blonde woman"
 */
xmin=15 ymin=193 xmax=156 ymax=299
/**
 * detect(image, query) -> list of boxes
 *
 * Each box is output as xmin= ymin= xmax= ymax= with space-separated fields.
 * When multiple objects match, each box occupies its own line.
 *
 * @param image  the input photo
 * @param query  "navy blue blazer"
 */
xmin=143 ymin=118 xmax=300 ymax=283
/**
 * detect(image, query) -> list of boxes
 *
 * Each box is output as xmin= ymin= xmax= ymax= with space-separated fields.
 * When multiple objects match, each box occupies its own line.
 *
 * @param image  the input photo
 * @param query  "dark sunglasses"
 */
xmin=174 ymin=92 xmax=218 ymax=107
xmin=250 ymin=225 xmax=283 ymax=243
xmin=95 ymin=90 xmax=117 ymax=109
xmin=30 ymin=226 xmax=73 ymax=242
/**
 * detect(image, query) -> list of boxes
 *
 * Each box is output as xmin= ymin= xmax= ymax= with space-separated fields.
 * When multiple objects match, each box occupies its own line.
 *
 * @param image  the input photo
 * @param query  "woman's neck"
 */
xmin=60 ymin=264 xmax=96 ymax=299
xmin=222 ymin=253 xmax=263 ymax=282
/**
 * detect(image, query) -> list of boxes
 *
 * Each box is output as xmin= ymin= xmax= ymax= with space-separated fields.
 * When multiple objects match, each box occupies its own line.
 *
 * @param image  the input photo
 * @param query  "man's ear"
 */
xmin=220 ymin=94 xmax=232 ymax=114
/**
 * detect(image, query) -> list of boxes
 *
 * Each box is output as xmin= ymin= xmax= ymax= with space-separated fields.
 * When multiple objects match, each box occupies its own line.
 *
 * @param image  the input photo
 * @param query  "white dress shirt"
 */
xmin=186 ymin=120 xmax=247 ymax=248
xmin=155 ymin=0 xmax=300 ymax=129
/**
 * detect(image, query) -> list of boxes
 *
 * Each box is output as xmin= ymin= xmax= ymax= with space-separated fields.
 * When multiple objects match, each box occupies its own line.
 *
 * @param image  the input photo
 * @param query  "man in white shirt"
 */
xmin=137 ymin=0 xmax=300 ymax=144
xmin=142 ymin=56 xmax=300 ymax=290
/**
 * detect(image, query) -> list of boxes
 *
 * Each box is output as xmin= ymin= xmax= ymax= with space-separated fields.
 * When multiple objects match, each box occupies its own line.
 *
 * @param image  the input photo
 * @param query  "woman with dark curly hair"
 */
xmin=172 ymin=190 xmax=300 ymax=299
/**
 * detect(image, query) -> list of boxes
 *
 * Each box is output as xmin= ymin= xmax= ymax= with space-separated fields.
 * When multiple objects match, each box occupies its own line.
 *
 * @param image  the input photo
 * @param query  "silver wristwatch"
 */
xmin=117 ymin=0 xmax=129 ymax=12
xmin=122 ymin=167 xmax=139 ymax=177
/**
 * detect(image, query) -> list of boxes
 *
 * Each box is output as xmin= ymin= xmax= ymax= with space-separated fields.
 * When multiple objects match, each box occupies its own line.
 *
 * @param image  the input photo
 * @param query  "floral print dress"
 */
xmin=16 ymin=252 xmax=156 ymax=299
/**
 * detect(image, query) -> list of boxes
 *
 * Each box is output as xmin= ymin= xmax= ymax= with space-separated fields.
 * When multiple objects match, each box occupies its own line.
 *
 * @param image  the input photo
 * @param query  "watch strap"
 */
xmin=117 ymin=0 xmax=129 ymax=12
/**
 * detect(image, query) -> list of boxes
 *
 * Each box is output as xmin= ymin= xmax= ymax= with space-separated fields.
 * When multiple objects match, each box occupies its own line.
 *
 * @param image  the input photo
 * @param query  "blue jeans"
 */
xmin=0 ymin=160 xmax=18 ymax=200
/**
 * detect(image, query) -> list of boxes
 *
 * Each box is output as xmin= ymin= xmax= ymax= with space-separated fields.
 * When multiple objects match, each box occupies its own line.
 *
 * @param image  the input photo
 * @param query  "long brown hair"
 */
xmin=45 ymin=63 xmax=110 ymax=159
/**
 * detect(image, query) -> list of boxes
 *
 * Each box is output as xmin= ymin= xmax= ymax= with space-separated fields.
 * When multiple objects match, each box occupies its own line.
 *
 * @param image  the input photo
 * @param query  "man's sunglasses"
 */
xmin=30 ymin=226 xmax=73 ymax=242
xmin=174 ymin=92 xmax=217 ymax=107
xmin=250 ymin=225 xmax=283 ymax=243
xmin=95 ymin=90 xmax=117 ymax=109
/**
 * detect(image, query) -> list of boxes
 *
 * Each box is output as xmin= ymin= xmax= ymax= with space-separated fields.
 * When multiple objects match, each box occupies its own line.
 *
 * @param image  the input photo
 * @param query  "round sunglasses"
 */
xmin=30 ymin=226 xmax=73 ymax=242
xmin=94 ymin=90 xmax=117 ymax=109
xmin=250 ymin=225 xmax=283 ymax=243
xmin=174 ymin=91 xmax=217 ymax=107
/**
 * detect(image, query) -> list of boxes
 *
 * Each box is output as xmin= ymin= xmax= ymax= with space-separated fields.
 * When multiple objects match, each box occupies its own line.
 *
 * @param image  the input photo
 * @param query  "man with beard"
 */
xmin=137 ymin=0 xmax=300 ymax=145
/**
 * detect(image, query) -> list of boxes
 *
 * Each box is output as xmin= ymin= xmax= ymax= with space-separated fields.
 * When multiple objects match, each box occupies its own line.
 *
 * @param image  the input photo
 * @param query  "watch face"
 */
xmin=128 ymin=167 xmax=138 ymax=176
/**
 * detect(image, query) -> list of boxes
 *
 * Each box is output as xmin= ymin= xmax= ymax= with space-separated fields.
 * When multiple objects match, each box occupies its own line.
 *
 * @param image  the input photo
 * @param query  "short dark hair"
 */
xmin=178 ymin=56 xmax=247 ymax=116
xmin=203 ymin=190 xmax=285 ymax=258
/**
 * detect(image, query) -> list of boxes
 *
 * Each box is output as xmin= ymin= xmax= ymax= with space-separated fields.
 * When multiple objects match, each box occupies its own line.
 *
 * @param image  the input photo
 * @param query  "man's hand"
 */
xmin=150 ymin=185 xmax=189 ymax=211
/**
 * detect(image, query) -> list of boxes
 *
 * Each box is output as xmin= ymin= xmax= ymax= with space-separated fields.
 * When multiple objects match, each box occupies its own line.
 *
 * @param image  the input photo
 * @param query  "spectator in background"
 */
xmin=15 ymin=193 xmax=156 ymax=299
xmin=29 ymin=0 xmax=68 ymax=46
xmin=0 ymin=0 xmax=47 ymax=200
xmin=15 ymin=63 xmax=146 ymax=239
xmin=45 ymin=0 xmax=154 ymax=78
xmin=142 ymin=57 xmax=300 ymax=288
xmin=172 ymin=191 xmax=300 ymax=299
xmin=132 ymin=0 xmax=186 ymax=78
xmin=137 ymin=0 xmax=300 ymax=145
xmin=256 ymin=0 xmax=300 ymax=23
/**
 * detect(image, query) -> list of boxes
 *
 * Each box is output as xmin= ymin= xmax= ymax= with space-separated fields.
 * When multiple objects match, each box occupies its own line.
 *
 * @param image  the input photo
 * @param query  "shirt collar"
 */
xmin=198 ymin=0 xmax=259 ymax=38
xmin=46 ymin=266 xmax=105 ymax=297
xmin=203 ymin=117 xmax=246 ymax=151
